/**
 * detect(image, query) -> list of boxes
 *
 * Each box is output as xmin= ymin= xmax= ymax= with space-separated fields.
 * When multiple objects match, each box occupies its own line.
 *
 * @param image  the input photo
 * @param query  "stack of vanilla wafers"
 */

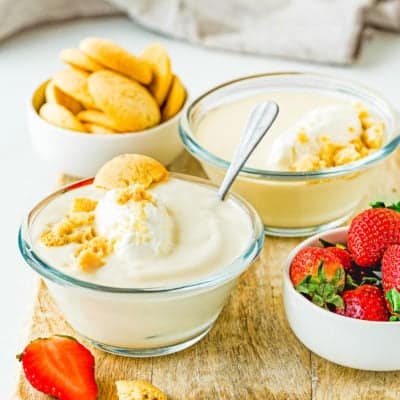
xmin=40 ymin=38 xmax=186 ymax=134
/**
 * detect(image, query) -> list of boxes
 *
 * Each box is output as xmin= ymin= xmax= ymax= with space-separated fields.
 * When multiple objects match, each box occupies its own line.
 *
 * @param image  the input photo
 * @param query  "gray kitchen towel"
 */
xmin=1 ymin=0 xmax=399 ymax=64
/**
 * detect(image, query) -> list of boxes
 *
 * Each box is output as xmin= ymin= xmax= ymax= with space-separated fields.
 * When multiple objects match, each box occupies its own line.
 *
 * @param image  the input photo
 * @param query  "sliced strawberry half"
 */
xmin=17 ymin=335 xmax=98 ymax=400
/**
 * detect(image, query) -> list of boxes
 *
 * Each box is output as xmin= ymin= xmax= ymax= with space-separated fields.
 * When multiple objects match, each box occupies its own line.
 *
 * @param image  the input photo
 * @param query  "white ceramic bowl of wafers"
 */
xmin=28 ymin=80 xmax=186 ymax=177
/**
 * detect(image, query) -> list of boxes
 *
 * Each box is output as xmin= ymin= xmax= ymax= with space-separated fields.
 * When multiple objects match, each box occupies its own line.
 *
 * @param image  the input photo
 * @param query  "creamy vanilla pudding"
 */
xmin=181 ymin=73 xmax=400 ymax=236
xmin=20 ymin=154 xmax=263 ymax=356
xmin=32 ymin=179 xmax=253 ymax=287
xmin=196 ymin=92 xmax=384 ymax=172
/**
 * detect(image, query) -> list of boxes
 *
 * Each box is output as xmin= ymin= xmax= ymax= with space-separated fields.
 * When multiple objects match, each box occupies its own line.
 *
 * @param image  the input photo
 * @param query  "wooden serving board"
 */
xmin=15 ymin=150 xmax=400 ymax=400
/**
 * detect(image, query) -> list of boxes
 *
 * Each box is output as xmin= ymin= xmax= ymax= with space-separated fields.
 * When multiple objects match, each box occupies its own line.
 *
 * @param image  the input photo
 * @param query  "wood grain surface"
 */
xmin=15 ymin=150 xmax=400 ymax=400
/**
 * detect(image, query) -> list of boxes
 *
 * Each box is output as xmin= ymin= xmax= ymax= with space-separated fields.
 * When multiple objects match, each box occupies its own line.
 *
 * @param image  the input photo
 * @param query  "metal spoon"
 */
xmin=218 ymin=101 xmax=279 ymax=201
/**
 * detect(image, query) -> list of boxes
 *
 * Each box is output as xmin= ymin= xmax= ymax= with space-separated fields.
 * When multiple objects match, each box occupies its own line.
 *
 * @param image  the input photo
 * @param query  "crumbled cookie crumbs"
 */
xmin=77 ymin=250 xmax=105 ymax=272
xmin=297 ymin=130 xmax=309 ymax=144
xmin=40 ymin=230 xmax=70 ymax=247
xmin=362 ymin=125 xmax=383 ymax=149
xmin=40 ymin=196 xmax=111 ymax=271
xmin=291 ymin=104 xmax=385 ymax=172
xmin=131 ymin=202 xmax=151 ymax=244
xmin=74 ymin=236 xmax=113 ymax=258
xmin=72 ymin=197 xmax=98 ymax=212
xmin=116 ymin=186 xmax=154 ymax=205
xmin=291 ymin=155 xmax=321 ymax=172
xmin=334 ymin=145 xmax=361 ymax=166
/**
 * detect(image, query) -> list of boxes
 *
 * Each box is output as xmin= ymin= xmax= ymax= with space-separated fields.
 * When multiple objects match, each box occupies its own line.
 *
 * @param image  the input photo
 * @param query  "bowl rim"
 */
xmin=179 ymin=71 xmax=400 ymax=181
xmin=283 ymin=226 xmax=400 ymax=325
xmin=19 ymin=173 xmax=265 ymax=294
xmin=30 ymin=79 xmax=188 ymax=139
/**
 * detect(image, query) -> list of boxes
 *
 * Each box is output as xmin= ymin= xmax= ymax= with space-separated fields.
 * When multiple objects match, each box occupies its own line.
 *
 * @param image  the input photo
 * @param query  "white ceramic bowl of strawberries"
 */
xmin=283 ymin=203 xmax=400 ymax=371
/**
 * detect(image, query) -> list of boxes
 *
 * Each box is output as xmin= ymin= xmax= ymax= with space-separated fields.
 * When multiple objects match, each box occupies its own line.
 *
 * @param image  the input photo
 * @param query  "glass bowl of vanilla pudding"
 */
xmin=180 ymin=72 xmax=400 ymax=237
xmin=18 ymin=155 xmax=264 ymax=357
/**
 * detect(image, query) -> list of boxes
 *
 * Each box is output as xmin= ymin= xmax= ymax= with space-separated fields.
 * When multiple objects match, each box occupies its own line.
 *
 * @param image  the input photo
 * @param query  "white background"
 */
xmin=1 ymin=15 xmax=400 ymax=398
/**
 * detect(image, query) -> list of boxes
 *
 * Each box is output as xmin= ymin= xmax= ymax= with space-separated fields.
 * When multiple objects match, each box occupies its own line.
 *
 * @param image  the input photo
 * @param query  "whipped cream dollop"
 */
xmin=265 ymin=104 xmax=383 ymax=171
xmin=95 ymin=185 xmax=175 ymax=261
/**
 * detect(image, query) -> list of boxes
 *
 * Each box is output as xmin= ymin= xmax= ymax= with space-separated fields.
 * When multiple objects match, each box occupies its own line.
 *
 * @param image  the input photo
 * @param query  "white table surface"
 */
xmin=1 ymin=15 xmax=399 ymax=397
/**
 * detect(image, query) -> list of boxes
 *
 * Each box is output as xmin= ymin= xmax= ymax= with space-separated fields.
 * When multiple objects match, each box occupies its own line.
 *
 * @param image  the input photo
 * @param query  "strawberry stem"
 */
xmin=370 ymin=201 xmax=400 ymax=212
xmin=295 ymin=262 xmax=345 ymax=309
xmin=346 ymin=275 xmax=359 ymax=289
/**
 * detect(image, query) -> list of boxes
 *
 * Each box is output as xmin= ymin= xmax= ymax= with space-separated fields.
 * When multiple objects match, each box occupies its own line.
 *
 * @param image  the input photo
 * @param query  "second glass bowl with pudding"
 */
xmin=180 ymin=72 xmax=400 ymax=237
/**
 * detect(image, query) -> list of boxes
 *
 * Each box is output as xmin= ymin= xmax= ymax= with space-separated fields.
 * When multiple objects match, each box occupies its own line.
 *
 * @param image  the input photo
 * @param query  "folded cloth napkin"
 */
xmin=367 ymin=0 xmax=400 ymax=30
xmin=1 ymin=0 xmax=399 ymax=64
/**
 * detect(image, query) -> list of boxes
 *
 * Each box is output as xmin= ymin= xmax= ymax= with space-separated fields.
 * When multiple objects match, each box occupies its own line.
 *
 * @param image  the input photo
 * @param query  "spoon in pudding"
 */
xmin=218 ymin=101 xmax=279 ymax=200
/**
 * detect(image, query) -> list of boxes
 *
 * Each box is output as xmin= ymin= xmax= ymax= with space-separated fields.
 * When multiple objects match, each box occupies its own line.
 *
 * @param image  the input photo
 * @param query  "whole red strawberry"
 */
xmin=325 ymin=247 xmax=352 ymax=270
xmin=17 ymin=335 xmax=98 ymax=400
xmin=335 ymin=285 xmax=389 ymax=321
xmin=382 ymin=244 xmax=400 ymax=315
xmin=348 ymin=206 xmax=400 ymax=267
xmin=290 ymin=247 xmax=345 ymax=308
xmin=290 ymin=247 xmax=345 ymax=285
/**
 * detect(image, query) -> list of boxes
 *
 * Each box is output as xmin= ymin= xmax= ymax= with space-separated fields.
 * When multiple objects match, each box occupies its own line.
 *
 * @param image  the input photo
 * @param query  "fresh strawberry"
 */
xmin=318 ymin=239 xmax=381 ymax=287
xmin=335 ymin=285 xmax=389 ymax=321
xmin=318 ymin=238 xmax=352 ymax=270
xmin=17 ymin=335 xmax=98 ymax=400
xmin=290 ymin=247 xmax=345 ymax=308
xmin=382 ymin=244 xmax=400 ymax=316
xmin=348 ymin=205 xmax=400 ymax=267
xmin=325 ymin=247 xmax=352 ymax=270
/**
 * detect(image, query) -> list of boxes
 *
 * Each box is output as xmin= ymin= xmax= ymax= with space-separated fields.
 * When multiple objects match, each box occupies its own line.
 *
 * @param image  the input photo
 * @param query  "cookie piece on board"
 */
xmin=83 ymin=123 xmax=116 ymax=134
xmin=59 ymin=48 xmax=104 ymax=72
xmin=77 ymin=110 xmax=119 ymax=131
xmin=45 ymin=80 xmax=82 ymax=114
xmin=116 ymin=380 xmax=167 ymax=400
xmin=80 ymin=37 xmax=152 ymax=84
xmin=141 ymin=43 xmax=172 ymax=105
xmin=162 ymin=75 xmax=186 ymax=121
xmin=53 ymin=69 xmax=98 ymax=110
xmin=94 ymin=154 xmax=168 ymax=189
xmin=39 ymin=103 xmax=86 ymax=132
xmin=88 ymin=70 xmax=160 ymax=132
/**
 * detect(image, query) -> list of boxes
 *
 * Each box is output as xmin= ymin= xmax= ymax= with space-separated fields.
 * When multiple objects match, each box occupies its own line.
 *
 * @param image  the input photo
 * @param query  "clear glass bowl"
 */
xmin=18 ymin=174 xmax=264 ymax=357
xmin=179 ymin=72 xmax=400 ymax=237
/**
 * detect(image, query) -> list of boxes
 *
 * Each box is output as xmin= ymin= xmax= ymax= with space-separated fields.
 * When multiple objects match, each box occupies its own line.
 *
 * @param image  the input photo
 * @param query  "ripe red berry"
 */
xmin=335 ymin=285 xmax=389 ymax=321
xmin=290 ymin=247 xmax=345 ymax=308
xmin=290 ymin=247 xmax=345 ymax=286
xmin=382 ymin=244 xmax=400 ymax=315
xmin=325 ymin=247 xmax=352 ymax=270
xmin=18 ymin=335 xmax=98 ymax=400
xmin=348 ymin=208 xmax=400 ymax=267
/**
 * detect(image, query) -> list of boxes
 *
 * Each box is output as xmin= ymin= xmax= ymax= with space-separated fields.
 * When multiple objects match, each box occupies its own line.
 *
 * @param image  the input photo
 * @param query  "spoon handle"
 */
xmin=218 ymin=101 xmax=279 ymax=201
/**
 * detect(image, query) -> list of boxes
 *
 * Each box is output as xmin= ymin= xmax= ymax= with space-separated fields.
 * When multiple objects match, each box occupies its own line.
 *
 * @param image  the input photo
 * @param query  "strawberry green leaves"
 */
xmin=295 ymin=262 xmax=345 ymax=309
xmin=386 ymin=288 xmax=400 ymax=319
xmin=370 ymin=201 xmax=400 ymax=212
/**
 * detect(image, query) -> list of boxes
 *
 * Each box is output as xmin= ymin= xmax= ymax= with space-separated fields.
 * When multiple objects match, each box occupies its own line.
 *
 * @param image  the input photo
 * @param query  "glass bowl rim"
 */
xmin=179 ymin=71 xmax=400 ymax=181
xmin=18 ymin=174 xmax=264 ymax=294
